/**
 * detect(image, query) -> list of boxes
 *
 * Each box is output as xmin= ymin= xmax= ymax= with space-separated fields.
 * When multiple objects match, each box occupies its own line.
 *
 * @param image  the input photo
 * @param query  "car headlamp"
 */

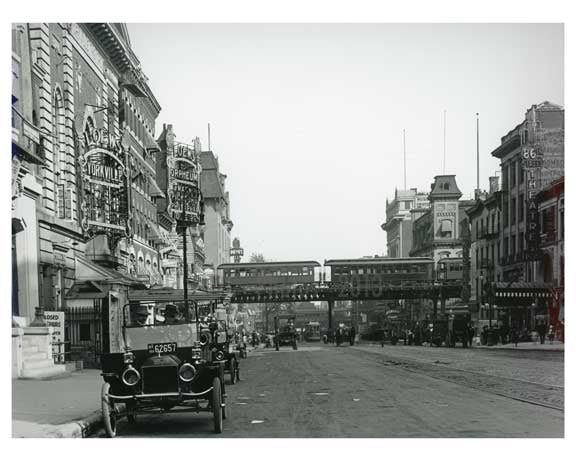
xmin=121 ymin=365 xmax=141 ymax=386
xmin=123 ymin=351 xmax=135 ymax=364
xmin=214 ymin=350 xmax=225 ymax=362
xmin=178 ymin=363 xmax=197 ymax=382
xmin=199 ymin=332 xmax=210 ymax=346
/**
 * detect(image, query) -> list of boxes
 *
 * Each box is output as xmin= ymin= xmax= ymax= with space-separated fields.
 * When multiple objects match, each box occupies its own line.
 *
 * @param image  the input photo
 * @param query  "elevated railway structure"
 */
xmin=217 ymin=258 xmax=465 ymax=329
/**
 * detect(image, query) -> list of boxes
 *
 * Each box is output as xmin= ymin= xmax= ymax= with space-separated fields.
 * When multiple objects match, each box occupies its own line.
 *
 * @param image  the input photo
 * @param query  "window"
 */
xmin=53 ymin=87 xmax=70 ymax=220
xmin=510 ymin=234 xmax=516 ymax=257
xmin=503 ymin=237 xmax=509 ymax=259
xmin=510 ymin=161 xmax=516 ymax=188
xmin=404 ymin=201 xmax=412 ymax=210
xmin=519 ymin=160 xmax=524 ymax=184
xmin=502 ymin=165 xmax=508 ymax=191
xmin=439 ymin=219 xmax=453 ymax=238
xmin=511 ymin=197 xmax=516 ymax=225
xmin=475 ymin=248 xmax=479 ymax=269
xmin=503 ymin=196 xmax=509 ymax=228
xmin=79 ymin=322 xmax=91 ymax=341
xmin=519 ymin=232 xmax=524 ymax=254
xmin=518 ymin=194 xmax=524 ymax=222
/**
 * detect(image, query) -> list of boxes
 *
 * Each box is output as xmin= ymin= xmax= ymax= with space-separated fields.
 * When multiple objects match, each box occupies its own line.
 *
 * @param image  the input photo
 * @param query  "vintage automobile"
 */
xmin=274 ymin=315 xmax=298 ymax=351
xmin=447 ymin=313 xmax=472 ymax=348
xmin=209 ymin=306 xmax=241 ymax=385
xmin=99 ymin=291 xmax=231 ymax=437
xmin=430 ymin=318 xmax=449 ymax=346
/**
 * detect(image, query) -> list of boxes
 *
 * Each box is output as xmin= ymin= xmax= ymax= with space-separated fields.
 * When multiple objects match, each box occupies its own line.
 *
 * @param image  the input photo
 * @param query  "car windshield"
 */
xmin=127 ymin=301 xmax=190 ymax=327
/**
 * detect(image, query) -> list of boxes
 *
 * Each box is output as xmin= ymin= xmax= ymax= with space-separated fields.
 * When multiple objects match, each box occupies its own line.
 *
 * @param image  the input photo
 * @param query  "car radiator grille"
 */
xmin=142 ymin=365 xmax=179 ymax=394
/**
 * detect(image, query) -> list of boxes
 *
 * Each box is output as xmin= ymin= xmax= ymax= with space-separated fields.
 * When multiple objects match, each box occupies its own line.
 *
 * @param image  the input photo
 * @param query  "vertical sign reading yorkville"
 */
xmin=79 ymin=128 xmax=131 ymax=238
xmin=167 ymin=138 xmax=202 ymax=224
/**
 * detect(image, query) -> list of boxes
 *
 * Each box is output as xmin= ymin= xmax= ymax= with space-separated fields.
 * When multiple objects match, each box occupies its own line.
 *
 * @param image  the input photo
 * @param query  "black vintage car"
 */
xmin=447 ymin=313 xmax=472 ymax=348
xmin=209 ymin=306 xmax=241 ymax=385
xmin=99 ymin=292 xmax=231 ymax=437
xmin=430 ymin=318 xmax=448 ymax=346
xmin=274 ymin=315 xmax=298 ymax=351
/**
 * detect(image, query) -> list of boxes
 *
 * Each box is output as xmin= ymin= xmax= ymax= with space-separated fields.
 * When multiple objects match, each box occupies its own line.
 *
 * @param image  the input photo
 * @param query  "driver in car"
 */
xmin=164 ymin=303 xmax=184 ymax=325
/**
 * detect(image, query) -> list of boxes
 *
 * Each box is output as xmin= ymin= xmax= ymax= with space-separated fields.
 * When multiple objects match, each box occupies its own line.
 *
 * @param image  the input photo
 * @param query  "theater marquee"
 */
xmin=522 ymin=146 xmax=542 ymax=260
xmin=167 ymin=140 xmax=202 ymax=225
xmin=78 ymin=128 xmax=131 ymax=239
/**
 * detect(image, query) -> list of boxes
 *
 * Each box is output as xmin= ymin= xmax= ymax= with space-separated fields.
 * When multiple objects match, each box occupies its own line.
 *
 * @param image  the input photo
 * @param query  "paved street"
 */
xmin=95 ymin=343 xmax=563 ymax=438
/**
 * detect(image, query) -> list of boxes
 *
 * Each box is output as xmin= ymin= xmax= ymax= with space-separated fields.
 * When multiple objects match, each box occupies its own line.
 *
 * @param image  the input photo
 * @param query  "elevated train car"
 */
xmin=324 ymin=257 xmax=463 ymax=292
xmin=325 ymin=257 xmax=437 ymax=287
xmin=218 ymin=261 xmax=322 ymax=288
xmin=436 ymin=257 xmax=464 ymax=281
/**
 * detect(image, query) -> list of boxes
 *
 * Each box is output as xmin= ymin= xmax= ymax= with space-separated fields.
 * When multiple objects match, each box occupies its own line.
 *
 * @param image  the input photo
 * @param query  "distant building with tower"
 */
xmin=410 ymin=175 xmax=475 ymax=263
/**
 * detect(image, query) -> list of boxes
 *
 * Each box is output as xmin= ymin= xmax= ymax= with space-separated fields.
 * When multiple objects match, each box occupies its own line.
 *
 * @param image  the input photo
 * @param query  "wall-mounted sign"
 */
xmin=167 ymin=139 xmax=202 ymax=225
xmin=78 ymin=128 xmax=130 ymax=238
xmin=45 ymin=311 xmax=65 ymax=363
xmin=522 ymin=146 xmax=541 ymax=260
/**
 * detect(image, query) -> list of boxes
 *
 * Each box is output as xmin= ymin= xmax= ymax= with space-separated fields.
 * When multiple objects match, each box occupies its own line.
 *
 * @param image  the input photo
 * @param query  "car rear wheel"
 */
xmin=229 ymin=357 xmax=237 ymax=385
xmin=101 ymin=382 xmax=117 ymax=438
xmin=212 ymin=377 xmax=223 ymax=434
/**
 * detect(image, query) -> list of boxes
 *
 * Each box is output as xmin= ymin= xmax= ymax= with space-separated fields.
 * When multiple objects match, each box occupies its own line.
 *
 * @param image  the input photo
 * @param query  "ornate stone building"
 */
xmin=382 ymin=188 xmax=429 ymax=258
xmin=410 ymin=175 xmax=475 ymax=263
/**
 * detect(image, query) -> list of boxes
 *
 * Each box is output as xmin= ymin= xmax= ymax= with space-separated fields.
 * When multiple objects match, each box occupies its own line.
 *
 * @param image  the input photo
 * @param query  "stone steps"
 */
xmin=20 ymin=365 xmax=68 ymax=380
xmin=22 ymin=359 xmax=56 ymax=370
xmin=22 ymin=352 xmax=50 ymax=362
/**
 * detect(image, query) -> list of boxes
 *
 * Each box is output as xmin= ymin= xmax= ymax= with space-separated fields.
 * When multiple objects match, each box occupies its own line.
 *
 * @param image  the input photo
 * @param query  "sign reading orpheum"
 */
xmin=78 ymin=128 xmax=130 ymax=238
xmin=167 ymin=139 xmax=202 ymax=224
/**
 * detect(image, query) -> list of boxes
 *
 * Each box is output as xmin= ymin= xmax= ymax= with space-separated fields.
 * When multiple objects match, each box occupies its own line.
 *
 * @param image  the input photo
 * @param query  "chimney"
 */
xmin=489 ymin=176 xmax=500 ymax=194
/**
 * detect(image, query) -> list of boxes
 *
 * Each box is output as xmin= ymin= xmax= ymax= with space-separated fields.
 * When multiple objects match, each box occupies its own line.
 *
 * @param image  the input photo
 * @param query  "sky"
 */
xmin=128 ymin=23 xmax=563 ymax=263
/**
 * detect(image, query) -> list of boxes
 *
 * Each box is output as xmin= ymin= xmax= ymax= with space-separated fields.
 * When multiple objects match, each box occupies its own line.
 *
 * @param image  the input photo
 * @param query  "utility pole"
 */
xmin=403 ymin=129 xmax=407 ymax=190
xmin=443 ymin=110 xmax=447 ymax=174
xmin=476 ymin=113 xmax=480 ymax=193
xmin=207 ymin=123 xmax=211 ymax=151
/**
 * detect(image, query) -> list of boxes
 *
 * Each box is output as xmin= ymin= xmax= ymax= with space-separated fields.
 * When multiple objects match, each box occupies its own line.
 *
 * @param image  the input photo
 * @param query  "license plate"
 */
xmin=147 ymin=342 xmax=177 ymax=354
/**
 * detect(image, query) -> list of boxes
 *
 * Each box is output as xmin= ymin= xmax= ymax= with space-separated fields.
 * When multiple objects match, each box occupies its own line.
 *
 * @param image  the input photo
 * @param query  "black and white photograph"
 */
xmin=5 ymin=0 xmax=570 ymax=446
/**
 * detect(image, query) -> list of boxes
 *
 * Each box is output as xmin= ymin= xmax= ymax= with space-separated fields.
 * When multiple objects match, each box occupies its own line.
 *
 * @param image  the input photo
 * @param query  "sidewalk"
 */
xmin=12 ymin=369 xmax=103 ymax=438
xmin=474 ymin=341 xmax=564 ymax=351
xmin=358 ymin=339 xmax=564 ymax=352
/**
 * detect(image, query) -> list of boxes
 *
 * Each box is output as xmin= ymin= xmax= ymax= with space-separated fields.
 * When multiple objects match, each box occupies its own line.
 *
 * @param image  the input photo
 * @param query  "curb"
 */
xmin=49 ymin=411 xmax=103 ymax=438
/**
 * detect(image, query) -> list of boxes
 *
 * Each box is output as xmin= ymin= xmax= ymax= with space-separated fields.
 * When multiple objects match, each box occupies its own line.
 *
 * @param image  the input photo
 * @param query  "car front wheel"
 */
xmin=212 ymin=377 xmax=223 ymax=433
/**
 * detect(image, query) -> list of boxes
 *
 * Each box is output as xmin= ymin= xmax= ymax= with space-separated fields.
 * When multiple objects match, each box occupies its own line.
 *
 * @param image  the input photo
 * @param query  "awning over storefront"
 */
xmin=74 ymin=255 xmax=147 ymax=286
xmin=491 ymin=282 xmax=554 ymax=306
xmin=128 ymin=287 xmax=232 ymax=303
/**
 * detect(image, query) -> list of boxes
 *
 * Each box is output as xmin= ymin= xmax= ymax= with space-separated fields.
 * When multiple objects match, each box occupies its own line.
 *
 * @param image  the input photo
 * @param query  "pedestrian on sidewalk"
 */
xmin=511 ymin=327 xmax=519 ymax=347
xmin=537 ymin=322 xmax=546 ymax=344
xmin=548 ymin=324 xmax=555 ymax=344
